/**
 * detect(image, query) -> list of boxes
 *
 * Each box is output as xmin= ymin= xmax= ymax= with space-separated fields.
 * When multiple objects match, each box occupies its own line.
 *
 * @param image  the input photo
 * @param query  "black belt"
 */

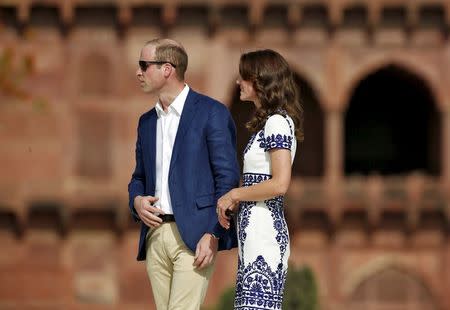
xmin=158 ymin=214 xmax=176 ymax=223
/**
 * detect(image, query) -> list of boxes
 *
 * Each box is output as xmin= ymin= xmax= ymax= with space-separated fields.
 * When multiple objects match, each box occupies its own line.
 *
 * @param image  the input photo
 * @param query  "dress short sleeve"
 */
xmin=263 ymin=114 xmax=294 ymax=152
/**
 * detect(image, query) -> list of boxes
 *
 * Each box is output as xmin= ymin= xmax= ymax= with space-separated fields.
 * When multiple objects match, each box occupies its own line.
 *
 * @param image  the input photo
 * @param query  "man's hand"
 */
xmin=134 ymin=195 xmax=164 ymax=228
xmin=193 ymin=233 xmax=218 ymax=270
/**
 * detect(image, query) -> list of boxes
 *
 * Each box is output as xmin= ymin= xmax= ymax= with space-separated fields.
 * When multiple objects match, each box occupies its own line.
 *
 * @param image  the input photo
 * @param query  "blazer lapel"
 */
xmin=145 ymin=110 xmax=157 ymax=187
xmin=169 ymin=90 xmax=199 ymax=174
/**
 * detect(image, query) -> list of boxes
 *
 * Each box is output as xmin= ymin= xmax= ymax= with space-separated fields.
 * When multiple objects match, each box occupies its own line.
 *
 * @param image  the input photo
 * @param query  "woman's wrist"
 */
xmin=230 ymin=189 xmax=240 ymax=203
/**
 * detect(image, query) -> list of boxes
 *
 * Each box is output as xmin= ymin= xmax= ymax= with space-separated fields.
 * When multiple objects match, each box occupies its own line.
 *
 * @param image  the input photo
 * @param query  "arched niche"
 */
xmin=344 ymin=64 xmax=441 ymax=176
xmin=348 ymin=266 xmax=438 ymax=309
xmin=76 ymin=109 xmax=112 ymax=179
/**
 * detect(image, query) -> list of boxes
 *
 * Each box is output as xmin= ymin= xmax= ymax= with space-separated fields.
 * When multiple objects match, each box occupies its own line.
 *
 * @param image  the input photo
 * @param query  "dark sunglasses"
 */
xmin=139 ymin=60 xmax=177 ymax=71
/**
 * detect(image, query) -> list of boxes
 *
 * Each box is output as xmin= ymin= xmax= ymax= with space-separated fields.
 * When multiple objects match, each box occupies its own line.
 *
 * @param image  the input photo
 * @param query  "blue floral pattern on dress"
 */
xmin=234 ymin=114 xmax=294 ymax=309
xmin=244 ymin=131 xmax=265 ymax=155
xmin=264 ymin=134 xmax=292 ymax=151
xmin=243 ymin=133 xmax=256 ymax=155
xmin=234 ymin=256 xmax=287 ymax=310
xmin=238 ymin=173 xmax=271 ymax=259
xmin=237 ymin=201 xmax=253 ymax=259
xmin=257 ymin=130 xmax=265 ymax=149
xmin=263 ymin=111 xmax=294 ymax=151
xmin=242 ymin=173 xmax=271 ymax=187
xmin=236 ymin=172 xmax=289 ymax=309
xmin=264 ymin=196 xmax=289 ymax=260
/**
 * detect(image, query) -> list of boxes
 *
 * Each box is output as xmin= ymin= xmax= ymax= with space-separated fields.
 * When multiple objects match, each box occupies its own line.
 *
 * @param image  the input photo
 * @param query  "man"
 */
xmin=128 ymin=38 xmax=239 ymax=310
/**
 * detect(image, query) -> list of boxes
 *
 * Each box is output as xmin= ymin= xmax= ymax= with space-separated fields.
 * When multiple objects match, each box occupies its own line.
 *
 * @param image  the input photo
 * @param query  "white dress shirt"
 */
xmin=154 ymin=85 xmax=190 ymax=215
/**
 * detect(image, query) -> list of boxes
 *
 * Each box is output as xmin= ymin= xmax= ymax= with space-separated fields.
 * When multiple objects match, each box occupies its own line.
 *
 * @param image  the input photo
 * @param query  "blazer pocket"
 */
xmin=196 ymin=194 xmax=215 ymax=209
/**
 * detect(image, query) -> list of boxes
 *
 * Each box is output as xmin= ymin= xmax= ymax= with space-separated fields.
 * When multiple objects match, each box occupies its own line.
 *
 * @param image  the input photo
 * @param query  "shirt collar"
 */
xmin=155 ymin=85 xmax=190 ymax=118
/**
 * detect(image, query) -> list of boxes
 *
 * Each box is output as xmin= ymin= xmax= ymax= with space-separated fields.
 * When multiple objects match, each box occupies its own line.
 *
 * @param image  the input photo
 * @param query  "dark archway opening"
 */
xmin=345 ymin=65 xmax=441 ymax=176
xmin=229 ymin=74 xmax=324 ymax=177
xmin=293 ymin=75 xmax=324 ymax=177
xmin=229 ymin=88 xmax=255 ymax=172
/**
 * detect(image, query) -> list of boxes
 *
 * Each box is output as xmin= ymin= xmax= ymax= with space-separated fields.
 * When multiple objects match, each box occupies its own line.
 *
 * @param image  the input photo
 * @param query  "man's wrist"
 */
xmin=134 ymin=195 xmax=142 ymax=207
xmin=208 ymin=232 xmax=220 ymax=240
xmin=131 ymin=196 xmax=142 ymax=222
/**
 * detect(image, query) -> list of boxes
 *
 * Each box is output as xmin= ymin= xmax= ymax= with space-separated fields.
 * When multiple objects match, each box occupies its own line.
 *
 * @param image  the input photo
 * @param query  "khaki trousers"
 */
xmin=145 ymin=222 xmax=215 ymax=310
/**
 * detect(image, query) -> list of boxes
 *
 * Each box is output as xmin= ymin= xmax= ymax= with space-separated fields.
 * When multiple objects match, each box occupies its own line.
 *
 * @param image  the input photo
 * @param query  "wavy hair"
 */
xmin=239 ymin=49 xmax=304 ymax=141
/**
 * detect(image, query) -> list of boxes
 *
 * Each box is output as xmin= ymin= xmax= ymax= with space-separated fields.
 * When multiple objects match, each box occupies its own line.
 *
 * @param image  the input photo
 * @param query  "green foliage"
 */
xmin=214 ymin=285 xmax=236 ymax=310
xmin=283 ymin=265 xmax=319 ymax=310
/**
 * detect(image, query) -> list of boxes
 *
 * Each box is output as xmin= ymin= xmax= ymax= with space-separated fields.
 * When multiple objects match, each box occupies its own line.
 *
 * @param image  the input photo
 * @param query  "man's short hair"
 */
xmin=145 ymin=39 xmax=188 ymax=81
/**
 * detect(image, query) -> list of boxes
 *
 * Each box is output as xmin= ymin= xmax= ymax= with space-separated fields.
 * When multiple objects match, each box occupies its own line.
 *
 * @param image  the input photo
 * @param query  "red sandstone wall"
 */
xmin=1 ymin=1 xmax=450 ymax=309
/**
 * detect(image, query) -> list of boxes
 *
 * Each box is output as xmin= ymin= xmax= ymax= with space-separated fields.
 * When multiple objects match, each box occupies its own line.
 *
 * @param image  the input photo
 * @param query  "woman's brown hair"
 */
xmin=239 ymin=49 xmax=304 ymax=141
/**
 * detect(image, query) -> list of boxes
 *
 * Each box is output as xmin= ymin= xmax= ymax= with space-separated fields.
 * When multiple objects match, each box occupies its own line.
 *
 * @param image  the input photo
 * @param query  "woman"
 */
xmin=217 ymin=49 xmax=304 ymax=309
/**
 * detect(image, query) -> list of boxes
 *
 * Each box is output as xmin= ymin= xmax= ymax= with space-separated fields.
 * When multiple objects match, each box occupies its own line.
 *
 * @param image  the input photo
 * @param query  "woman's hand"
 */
xmin=217 ymin=189 xmax=239 ymax=229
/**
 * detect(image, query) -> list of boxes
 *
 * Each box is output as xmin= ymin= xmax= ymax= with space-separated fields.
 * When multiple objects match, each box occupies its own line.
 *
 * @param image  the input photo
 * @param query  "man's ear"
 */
xmin=163 ymin=64 xmax=173 ymax=78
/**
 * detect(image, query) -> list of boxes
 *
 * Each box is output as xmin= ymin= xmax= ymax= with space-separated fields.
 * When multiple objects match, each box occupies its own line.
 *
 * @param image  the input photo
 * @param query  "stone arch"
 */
xmin=344 ymin=257 xmax=439 ymax=309
xmin=79 ymin=51 xmax=112 ymax=96
xmin=340 ymin=55 xmax=445 ymax=111
xmin=228 ymin=72 xmax=324 ymax=177
xmin=287 ymin=61 xmax=326 ymax=111
xmin=344 ymin=63 xmax=441 ymax=176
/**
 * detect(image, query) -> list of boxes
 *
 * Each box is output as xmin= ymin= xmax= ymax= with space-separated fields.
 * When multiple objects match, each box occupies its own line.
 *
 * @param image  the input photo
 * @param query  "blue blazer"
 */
xmin=128 ymin=89 xmax=240 ymax=261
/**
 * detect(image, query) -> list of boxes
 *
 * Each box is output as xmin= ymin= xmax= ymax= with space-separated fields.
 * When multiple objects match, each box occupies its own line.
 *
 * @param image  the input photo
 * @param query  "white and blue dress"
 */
xmin=234 ymin=112 xmax=297 ymax=310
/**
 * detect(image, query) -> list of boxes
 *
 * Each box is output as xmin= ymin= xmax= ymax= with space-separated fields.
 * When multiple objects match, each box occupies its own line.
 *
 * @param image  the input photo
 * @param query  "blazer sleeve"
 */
xmin=205 ymin=102 xmax=240 ymax=238
xmin=127 ymin=117 xmax=146 ymax=222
